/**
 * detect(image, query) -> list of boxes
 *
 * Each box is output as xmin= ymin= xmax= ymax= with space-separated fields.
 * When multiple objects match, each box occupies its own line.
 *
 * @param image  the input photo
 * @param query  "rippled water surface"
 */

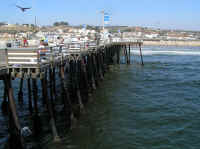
xmin=1 ymin=46 xmax=200 ymax=149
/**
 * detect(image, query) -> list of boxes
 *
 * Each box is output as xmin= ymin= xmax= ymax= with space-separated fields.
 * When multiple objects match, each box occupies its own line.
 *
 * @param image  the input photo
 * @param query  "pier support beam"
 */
xmin=32 ymin=79 xmax=41 ymax=136
xmin=92 ymin=53 xmax=99 ymax=87
xmin=1 ymin=80 xmax=8 ymax=114
xmin=97 ymin=52 xmax=104 ymax=81
xmin=88 ymin=55 xmax=96 ymax=90
xmin=52 ymin=67 xmax=57 ymax=98
xmin=18 ymin=78 xmax=24 ymax=101
xmin=27 ymin=79 xmax=33 ymax=115
xmin=123 ymin=45 xmax=127 ymax=64
xmin=76 ymin=59 xmax=85 ymax=113
xmin=117 ymin=46 xmax=120 ymax=64
xmin=81 ymin=57 xmax=89 ymax=103
xmin=128 ymin=44 xmax=131 ymax=64
xmin=41 ymin=71 xmax=60 ymax=142
xmin=4 ymin=75 xmax=25 ymax=149
xmin=63 ymin=62 xmax=77 ymax=128
xmin=49 ymin=67 xmax=55 ymax=114
xmin=139 ymin=43 xmax=144 ymax=66
xmin=101 ymin=51 xmax=106 ymax=76
xmin=60 ymin=64 xmax=75 ymax=128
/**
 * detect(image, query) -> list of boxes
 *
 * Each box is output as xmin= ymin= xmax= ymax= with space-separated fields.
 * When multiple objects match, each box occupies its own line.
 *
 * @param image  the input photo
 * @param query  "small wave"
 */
xmin=131 ymin=50 xmax=200 ymax=55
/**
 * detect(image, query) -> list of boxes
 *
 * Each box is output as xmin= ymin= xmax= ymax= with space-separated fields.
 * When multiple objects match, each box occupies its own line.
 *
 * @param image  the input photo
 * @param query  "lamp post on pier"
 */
xmin=100 ymin=10 xmax=105 ymax=32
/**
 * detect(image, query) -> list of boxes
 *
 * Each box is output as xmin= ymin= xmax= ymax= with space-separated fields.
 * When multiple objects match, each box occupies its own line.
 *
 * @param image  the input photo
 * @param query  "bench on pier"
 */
xmin=0 ymin=48 xmax=8 ymax=78
xmin=0 ymin=47 xmax=57 ymax=78
xmin=0 ymin=48 xmax=7 ymax=67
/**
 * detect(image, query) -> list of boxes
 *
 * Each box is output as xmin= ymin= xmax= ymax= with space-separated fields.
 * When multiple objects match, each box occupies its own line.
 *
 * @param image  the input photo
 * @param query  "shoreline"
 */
xmin=143 ymin=40 xmax=200 ymax=47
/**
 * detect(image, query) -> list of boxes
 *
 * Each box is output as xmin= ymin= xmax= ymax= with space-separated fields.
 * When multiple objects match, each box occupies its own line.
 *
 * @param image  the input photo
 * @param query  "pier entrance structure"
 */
xmin=0 ymin=40 xmax=143 ymax=148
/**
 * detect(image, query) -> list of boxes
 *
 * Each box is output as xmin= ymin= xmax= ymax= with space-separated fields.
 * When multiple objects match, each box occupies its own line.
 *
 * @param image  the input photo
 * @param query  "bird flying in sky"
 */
xmin=16 ymin=5 xmax=31 ymax=12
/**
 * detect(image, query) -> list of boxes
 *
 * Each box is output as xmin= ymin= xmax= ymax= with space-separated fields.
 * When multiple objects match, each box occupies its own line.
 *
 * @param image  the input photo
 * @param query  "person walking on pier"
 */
xmin=23 ymin=37 xmax=28 ymax=47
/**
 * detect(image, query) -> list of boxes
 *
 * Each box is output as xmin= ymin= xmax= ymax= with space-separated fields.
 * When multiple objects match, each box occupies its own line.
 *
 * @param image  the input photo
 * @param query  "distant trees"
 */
xmin=53 ymin=21 xmax=69 ymax=26
xmin=86 ymin=25 xmax=93 ymax=29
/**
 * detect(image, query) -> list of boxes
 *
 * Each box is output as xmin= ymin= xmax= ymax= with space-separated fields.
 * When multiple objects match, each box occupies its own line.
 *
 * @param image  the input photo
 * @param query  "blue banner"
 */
xmin=104 ymin=13 xmax=110 ymax=24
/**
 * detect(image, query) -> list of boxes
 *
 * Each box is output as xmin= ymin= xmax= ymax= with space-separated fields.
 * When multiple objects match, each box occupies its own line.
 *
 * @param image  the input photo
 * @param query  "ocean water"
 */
xmin=1 ymin=46 xmax=200 ymax=149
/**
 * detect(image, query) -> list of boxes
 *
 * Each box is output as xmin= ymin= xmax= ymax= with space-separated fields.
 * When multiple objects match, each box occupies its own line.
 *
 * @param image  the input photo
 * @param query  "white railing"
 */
xmin=112 ymin=38 xmax=143 ymax=43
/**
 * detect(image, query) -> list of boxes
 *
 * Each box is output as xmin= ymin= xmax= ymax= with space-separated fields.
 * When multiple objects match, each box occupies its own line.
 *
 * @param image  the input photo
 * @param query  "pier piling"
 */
xmin=4 ymin=74 xmax=25 ymax=149
xmin=32 ymin=78 xmax=41 ymax=136
xmin=139 ymin=43 xmax=144 ymax=66
xmin=18 ymin=78 xmax=24 ymax=102
xmin=128 ymin=44 xmax=131 ymax=64
xmin=1 ymin=79 xmax=8 ymax=114
xmin=41 ymin=71 xmax=61 ymax=142
xmin=27 ymin=78 xmax=33 ymax=115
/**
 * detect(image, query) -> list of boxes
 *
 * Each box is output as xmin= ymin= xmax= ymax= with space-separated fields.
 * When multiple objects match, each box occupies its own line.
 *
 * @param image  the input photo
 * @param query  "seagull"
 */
xmin=16 ymin=5 xmax=31 ymax=12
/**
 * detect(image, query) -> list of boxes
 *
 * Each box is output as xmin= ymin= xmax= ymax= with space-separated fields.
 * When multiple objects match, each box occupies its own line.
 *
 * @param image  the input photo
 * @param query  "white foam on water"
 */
xmin=131 ymin=48 xmax=200 ymax=55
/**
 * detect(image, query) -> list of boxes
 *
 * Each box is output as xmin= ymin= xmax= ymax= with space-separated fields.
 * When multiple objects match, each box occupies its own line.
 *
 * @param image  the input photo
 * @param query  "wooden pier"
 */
xmin=0 ymin=41 xmax=143 ymax=148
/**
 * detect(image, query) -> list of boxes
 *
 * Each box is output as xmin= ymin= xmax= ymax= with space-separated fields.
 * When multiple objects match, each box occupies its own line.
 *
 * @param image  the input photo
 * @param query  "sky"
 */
xmin=0 ymin=0 xmax=200 ymax=30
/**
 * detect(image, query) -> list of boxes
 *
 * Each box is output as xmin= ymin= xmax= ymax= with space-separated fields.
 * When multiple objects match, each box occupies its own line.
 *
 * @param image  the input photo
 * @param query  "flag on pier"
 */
xmin=104 ymin=13 xmax=110 ymax=25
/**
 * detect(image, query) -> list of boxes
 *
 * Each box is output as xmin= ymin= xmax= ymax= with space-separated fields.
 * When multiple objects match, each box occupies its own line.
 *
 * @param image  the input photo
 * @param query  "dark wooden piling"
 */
xmin=125 ymin=45 xmax=128 ymax=64
xmin=139 ymin=43 xmax=144 ymax=66
xmin=102 ymin=49 xmax=107 ymax=74
xmin=124 ymin=45 xmax=128 ymax=64
xmin=27 ymin=79 xmax=33 ymax=115
xmin=1 ymin=79 xmax=8 ymax=114
xmin=92 ymin=53 xmax=99 ymax=87
xmin=88 ymin=54 xmax=96 ymax=90
xmin=68 ymin=59 xmax=81 ymax=118
xmin=52 ymin=67 xmax=57 ymax=98
xmin=32 ymin=78 xmax=41 ymax=136
xmin=18 ymin=78 xmax=24 ymax=101
xmin=60 ymin=64 xmax=73 ymax=128
xmin=41 ymin=71 xmax=61 ymax=142
xmin=49 ymin=67 xmax=55 ymax=114
xmin=104 ymin=47 xmax=109 ymax=71
xmin=4 ymin=75 xmax=25 ymax=149
xmin=117 ymin=46 xmax=120 ymax=64
xmin=101 ymin=51 xmax=106 ymax=76
xmin=85 ymin=55 xmax=94 ymax=96
xmin=32 ymin=79 xmax=39 ymax=114
xmin=97 ymin=52 xmax=104 ymax=80
xmin=100 ymin=52 xmax=105 ymax=78
xmin=63 ymin=61 xmax=77 ymax=127
xmin=76 ymin=59 xmax=85 ymax=113
xmin=81 ymin=57 xmax=90 ymax=102
xmin=128 ymin=44 xmax=131 ymax=64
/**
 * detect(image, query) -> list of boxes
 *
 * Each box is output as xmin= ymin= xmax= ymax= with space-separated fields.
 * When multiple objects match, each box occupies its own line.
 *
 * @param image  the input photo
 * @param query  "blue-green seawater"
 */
xmin=1 ymin=46 xmax=200 ymax=149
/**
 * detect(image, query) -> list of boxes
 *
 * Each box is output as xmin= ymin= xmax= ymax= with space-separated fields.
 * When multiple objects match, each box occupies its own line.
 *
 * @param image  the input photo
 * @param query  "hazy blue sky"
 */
xmin=0 ymin=0 xmax=200 ymax=30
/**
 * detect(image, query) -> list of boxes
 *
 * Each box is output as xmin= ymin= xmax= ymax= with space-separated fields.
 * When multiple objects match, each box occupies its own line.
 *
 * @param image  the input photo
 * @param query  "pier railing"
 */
xmin=0 ymin=40 xmax=143 ymax=69
xmin=0 ymin=46 xmax=64 ymax=68
xmin=67 ymin=41 xmax=98 ymax=54
xmin=6 ymin=47 xmax=40 ymax=67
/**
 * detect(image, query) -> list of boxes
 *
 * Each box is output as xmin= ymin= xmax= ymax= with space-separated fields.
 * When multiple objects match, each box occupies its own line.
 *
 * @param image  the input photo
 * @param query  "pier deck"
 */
xmin=0 ymin=41 xmax=142 ymax=78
